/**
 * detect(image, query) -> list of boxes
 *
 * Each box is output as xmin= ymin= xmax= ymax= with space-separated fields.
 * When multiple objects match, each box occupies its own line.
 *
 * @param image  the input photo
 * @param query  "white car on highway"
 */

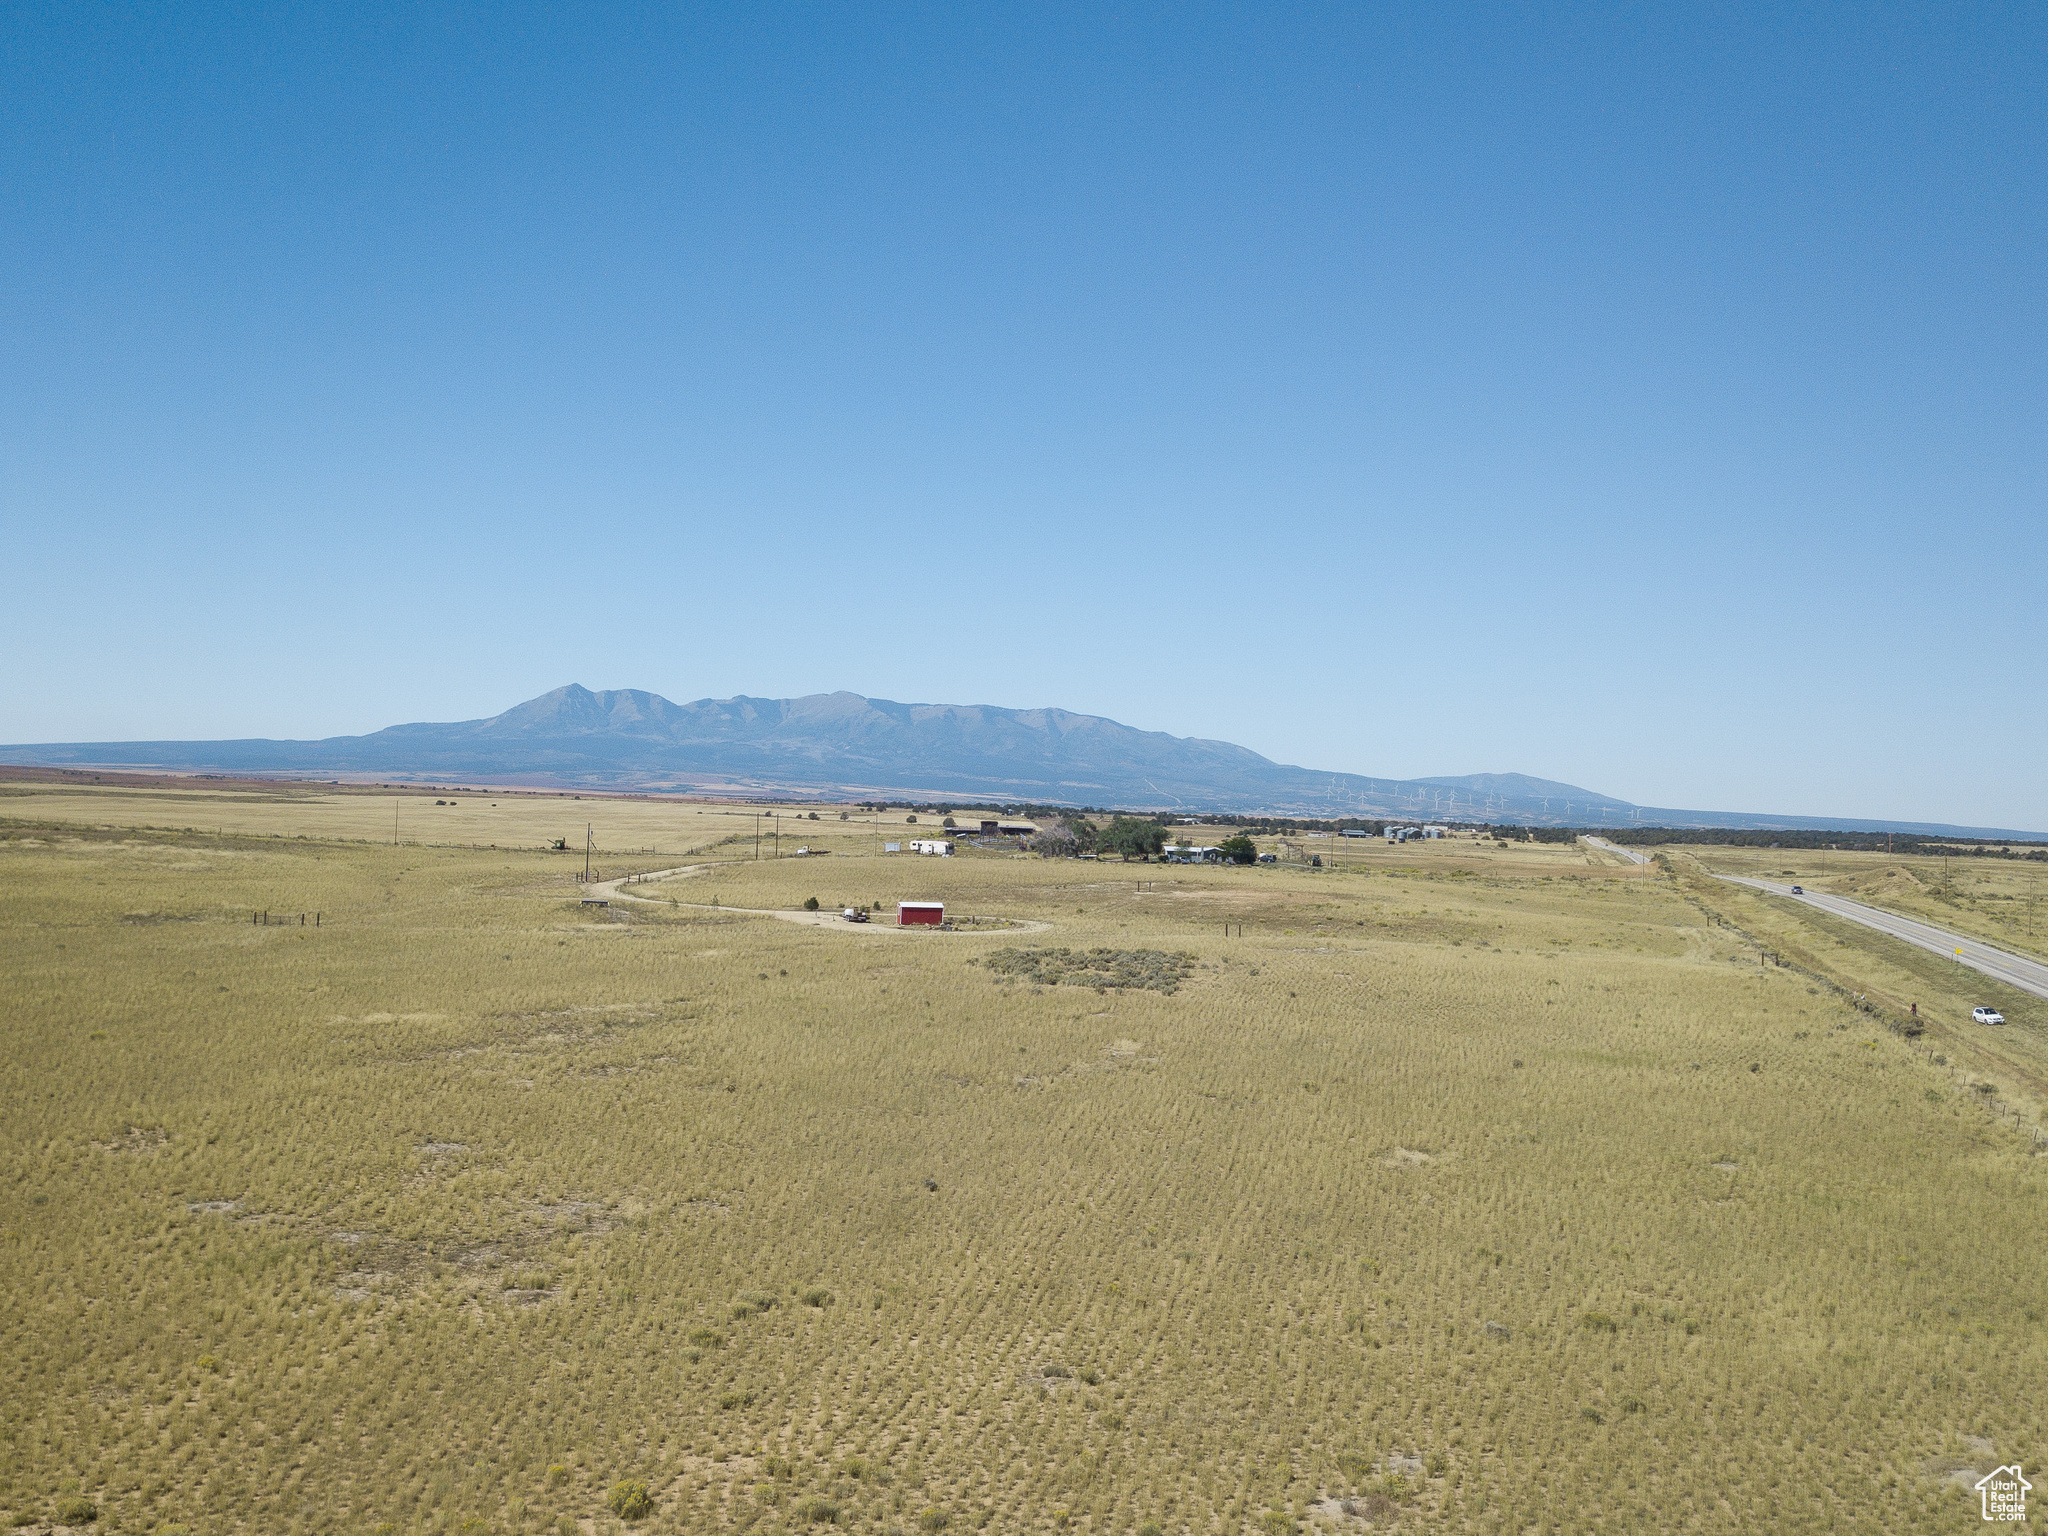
xmin=1971 ymin=1006 xmax=2006 ymax=1025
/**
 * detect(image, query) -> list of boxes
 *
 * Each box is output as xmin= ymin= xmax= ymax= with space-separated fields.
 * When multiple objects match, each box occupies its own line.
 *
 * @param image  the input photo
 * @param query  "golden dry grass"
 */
xmin=1 ymin=789 xmax=2043 ymax=1536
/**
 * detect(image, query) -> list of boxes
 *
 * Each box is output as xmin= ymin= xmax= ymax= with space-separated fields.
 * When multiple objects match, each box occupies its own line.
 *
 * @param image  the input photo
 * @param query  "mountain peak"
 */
xmin=4 ymin=685 xmax=2035 ymax=838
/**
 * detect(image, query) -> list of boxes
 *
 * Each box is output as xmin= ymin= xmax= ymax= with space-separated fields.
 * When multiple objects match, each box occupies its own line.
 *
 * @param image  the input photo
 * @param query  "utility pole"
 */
xmin=584 ymin=823 xmax=592 ymax=884
xmin=754 ymin=813 xmax=760 ymax=861
xmin=393 ymin=797 xmax=399 ymax=847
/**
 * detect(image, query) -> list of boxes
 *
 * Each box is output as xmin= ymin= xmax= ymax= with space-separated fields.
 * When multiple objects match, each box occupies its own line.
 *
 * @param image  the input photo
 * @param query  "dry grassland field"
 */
xmin=3 ymin=781 xmax=2045 ymax=1536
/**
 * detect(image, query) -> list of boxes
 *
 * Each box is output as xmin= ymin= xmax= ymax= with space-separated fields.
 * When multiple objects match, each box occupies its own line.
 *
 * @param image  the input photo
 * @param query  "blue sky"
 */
xmin=2 ymin=4 xmax=2041 ymax=827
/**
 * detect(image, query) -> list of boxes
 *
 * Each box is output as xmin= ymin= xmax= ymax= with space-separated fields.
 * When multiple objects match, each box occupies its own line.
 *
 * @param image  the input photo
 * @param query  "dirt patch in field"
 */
xmin=1308 ymin=1494 xmax=1397 ymax=1525
xmin=195 ymin=1188 xmax=624 ymax=1303
xmin=94 ymin=1126 xmax=169 ymax=1153
xmin=1926 ymin=1435 xmax=2000 ymax=1488
xmin=1019 ymin=1363 xmax=1082 ymax=1393
xmin=1385 ymin=1148 xmax=1437 ymax=1167
xmin=523 ymin=1198 xmax=622 ymax=1233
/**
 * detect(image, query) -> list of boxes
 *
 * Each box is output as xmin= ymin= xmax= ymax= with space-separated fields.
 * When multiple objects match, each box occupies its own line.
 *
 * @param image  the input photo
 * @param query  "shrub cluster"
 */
xmin=607 ymin=1479 xmax=652 ymax=1520
xmin=979 ymin=946 xmax=1196 ymax=994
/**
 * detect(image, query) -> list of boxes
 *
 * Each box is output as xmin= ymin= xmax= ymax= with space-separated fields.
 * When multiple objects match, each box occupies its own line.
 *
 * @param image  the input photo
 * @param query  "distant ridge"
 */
xmin=3 ymin=684 xmax=2039 ymax=839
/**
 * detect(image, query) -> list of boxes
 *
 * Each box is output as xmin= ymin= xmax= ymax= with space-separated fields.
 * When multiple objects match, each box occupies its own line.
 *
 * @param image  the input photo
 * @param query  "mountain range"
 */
xmin=3 ymin=684 xmax=2039 ymax=838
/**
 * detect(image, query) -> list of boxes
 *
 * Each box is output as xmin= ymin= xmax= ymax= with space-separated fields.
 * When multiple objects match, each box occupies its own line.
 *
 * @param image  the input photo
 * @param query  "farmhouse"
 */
xmin=898 ymin=901 xmax=945 ymax=926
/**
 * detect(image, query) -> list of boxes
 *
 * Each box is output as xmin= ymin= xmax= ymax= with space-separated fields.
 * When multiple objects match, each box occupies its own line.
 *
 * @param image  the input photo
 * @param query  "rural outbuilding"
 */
xmin=899 ymin=901 xmax=945 ymax=926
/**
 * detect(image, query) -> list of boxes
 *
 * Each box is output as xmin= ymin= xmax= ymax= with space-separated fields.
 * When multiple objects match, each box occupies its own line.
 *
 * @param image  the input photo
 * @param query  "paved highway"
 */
xmin=1713 ymin=875 xmax=2048 ymax=1004
xmin=1582 ymin=836 xmax=1652 ymax=866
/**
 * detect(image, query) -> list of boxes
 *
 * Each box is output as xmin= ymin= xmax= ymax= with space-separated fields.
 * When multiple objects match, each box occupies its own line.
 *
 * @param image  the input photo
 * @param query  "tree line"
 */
xmin=1600 ymin=827 xmax=2048 ymax=856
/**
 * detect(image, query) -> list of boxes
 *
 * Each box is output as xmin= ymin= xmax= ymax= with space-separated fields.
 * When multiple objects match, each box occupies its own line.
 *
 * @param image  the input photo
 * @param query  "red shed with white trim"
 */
xmin=898 ymin=901 xmax=945 ymax=926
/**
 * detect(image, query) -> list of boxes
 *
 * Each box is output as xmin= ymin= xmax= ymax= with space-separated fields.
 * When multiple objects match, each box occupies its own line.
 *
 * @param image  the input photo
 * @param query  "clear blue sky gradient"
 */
xmin=2 ymin=5 xmax=2041 ymax=827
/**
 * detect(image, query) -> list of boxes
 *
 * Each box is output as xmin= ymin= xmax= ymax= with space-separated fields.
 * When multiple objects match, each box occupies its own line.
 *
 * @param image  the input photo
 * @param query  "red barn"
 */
xmin=898 ymin=901 xmax=945 ymax=926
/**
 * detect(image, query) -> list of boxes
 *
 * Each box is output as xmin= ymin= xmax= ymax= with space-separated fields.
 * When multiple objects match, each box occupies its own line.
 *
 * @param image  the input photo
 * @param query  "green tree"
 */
xmin=1103 ymin=817 xmax=1167 ymax=861
xmin=1217 ymin=834 xmax=1257 ymax=865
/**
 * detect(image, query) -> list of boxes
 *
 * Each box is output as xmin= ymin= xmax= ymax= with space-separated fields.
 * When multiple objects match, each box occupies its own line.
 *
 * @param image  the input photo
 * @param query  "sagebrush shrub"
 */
xmin=607 ymin=1479 xmax=652 ymax=1520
